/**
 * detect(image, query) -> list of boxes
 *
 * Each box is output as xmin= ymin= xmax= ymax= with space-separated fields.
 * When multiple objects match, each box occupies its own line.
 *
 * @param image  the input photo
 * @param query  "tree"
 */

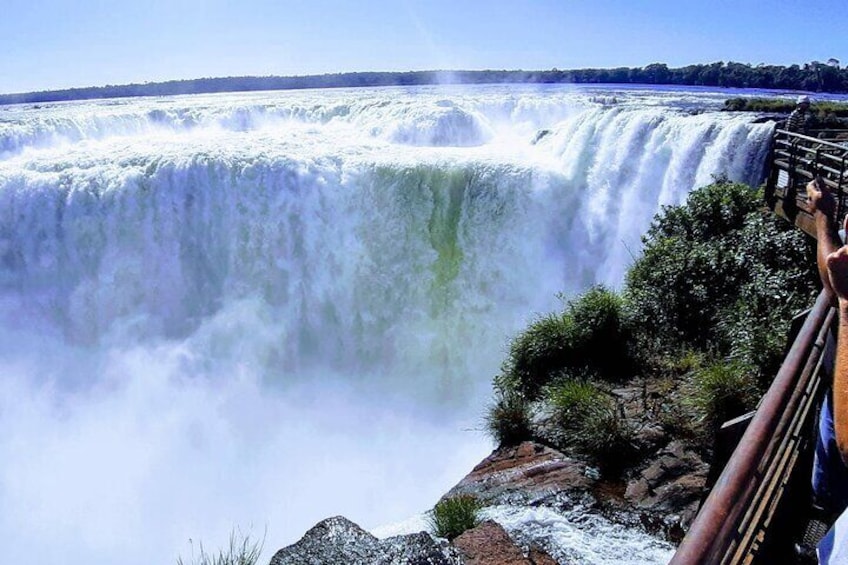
xmin=643 ymin=63 xmax=670 ymax=84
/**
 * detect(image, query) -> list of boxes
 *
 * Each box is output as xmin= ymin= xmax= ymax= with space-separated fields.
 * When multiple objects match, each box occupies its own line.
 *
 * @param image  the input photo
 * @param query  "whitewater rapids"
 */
xmin=0 ymin=84 xmax=771 ymax=564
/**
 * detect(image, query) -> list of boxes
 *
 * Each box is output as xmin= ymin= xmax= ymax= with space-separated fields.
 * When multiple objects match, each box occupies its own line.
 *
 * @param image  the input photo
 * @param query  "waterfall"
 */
xmin=0 ymin=84 xmax=772 ymax=565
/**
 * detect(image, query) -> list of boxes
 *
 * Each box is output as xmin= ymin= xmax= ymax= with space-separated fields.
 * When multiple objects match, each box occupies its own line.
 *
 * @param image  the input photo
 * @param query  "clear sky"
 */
xmin=1 ymin=0 xmax=846 ymax=94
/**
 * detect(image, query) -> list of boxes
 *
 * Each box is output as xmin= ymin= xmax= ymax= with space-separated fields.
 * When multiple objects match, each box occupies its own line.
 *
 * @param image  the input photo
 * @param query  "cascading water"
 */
xmin=0 ymin=84 xmax=773 ymax=564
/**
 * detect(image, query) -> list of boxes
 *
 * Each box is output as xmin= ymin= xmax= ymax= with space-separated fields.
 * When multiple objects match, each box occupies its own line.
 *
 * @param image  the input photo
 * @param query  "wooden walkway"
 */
xmin=766 ymin=129 xmax=848 ymax=238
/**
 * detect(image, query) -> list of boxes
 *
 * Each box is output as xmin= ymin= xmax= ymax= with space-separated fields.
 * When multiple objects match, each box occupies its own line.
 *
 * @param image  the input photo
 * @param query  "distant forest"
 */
xmin=2 ymin=60 xmax=846 ymax=105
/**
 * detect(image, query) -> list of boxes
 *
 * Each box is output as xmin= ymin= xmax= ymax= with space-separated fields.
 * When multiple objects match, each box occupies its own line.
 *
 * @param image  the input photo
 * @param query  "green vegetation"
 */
xmin=485 ymin=388 xmax=533 ymax=447
xmin=548 ymin=378 xmax=605 ymax=429
xmin=626 ymin=181 xmax=815 ymax=381
xmin=176 ymin=531 xmax=263 ymax=565
xmin=724 ymin=97 xmax=848 ymax=115
xmin=547 ymin=378 xmax=636 ymax=472
xmin=428 ymin=494 xmax=482 ymax=540
xmin=501 ymin=286 xmax=633 ymax=400
xmin=687 ymin=361 xmax=759 ymax=435
xmin=4 ymin=60 xmax=847 ymax=105
xmin=486 ymin=179 xmax=817 ymax=471
xmin=723 ymin=97 xmax=848 ymax=128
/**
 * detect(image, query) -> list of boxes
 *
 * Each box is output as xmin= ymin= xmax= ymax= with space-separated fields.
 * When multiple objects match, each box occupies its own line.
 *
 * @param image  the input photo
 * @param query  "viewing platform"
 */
xmin=766 ymin=128 xmax=848 ymax=238
xmin=671 ymin=127 xmax=848 ymax=565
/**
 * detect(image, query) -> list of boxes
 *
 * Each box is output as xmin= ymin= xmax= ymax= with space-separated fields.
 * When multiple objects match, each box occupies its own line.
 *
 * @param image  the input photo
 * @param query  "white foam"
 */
xmin=483 ymin=504 xmax=673 ymax=565
xmin=0 ymin=84 xmax=770 ymax=564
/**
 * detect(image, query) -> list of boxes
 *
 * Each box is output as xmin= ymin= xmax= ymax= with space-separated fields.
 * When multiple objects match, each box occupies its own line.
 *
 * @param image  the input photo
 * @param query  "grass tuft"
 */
xmin=686 ymin=360 xmax=759 ymax=435
xmin=176 ymin=530 xmax=263 ymax=565
xmin=547 ymin=377 xmax=604 ymax=429
xmin=485 ymin=388 xmax=533 ymax=447
xmin=546 ymin=377 xmax=635 ymax=473
xmin=428 ymin=494 xmax=482 ymax=540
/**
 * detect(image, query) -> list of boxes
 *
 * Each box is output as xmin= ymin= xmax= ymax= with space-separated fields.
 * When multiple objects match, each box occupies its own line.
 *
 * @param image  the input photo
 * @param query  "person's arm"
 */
xmin=809 ymin=178 xmax=848 ymax=463
xmin=827 ymin=248 xmax=848 ymax=464
xmin=807 ymin=178 xmax=842 ymax=297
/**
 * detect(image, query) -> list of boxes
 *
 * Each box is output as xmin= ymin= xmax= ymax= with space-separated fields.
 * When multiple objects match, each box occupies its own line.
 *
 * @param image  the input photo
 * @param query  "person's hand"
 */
xmin=808 ymin=177 xmax=836 ymax=216
xmin=827 ymin=245 xmax=848 ymax=304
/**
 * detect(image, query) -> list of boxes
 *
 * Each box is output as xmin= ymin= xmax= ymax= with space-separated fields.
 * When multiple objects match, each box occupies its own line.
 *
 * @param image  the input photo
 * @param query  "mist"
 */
xmin=0 ymin=84 xmax=773 ymax=564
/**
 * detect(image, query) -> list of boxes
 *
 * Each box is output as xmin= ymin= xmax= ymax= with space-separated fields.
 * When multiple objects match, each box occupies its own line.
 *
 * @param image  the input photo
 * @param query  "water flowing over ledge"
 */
xmin=0 ymin=84 xmax=773 ymax=565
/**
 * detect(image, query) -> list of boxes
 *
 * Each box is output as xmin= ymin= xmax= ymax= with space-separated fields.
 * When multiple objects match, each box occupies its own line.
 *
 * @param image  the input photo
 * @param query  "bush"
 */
xmin=645 ymin=179 xmax=760 ymax=241
xmin=502 ymin=286 xmax=632 ymax=399
xmin=723 ymin=97 xmax=848 ymax=127
xmin=547 ymin=377 xmax=605 ymax=429
xmin=176 ymin=530 xmax=263 ymax=565
xmin=485 ymin=389 xmax=533 ymax=447
xmin=428 ymin=495 xmax=481 ymax=540
xmin=626 ymin=181 xmax=815 ymax=359
xmin=504 ymin=312 xmax=576 ymax=399
xmin=486 ymin=179 xmax=817 ymax=473
xmin=568 ymin=287 xmax=633 ymax=381
xmin=717 ymin=211 xmax=816 ymax=382
xmin=574 ymin=404 xmax=636 ymax=473
xmin=545 ymin=377 xmax=635 ymax=473
xmin=686 ymin=360 xmax=759 ymax=435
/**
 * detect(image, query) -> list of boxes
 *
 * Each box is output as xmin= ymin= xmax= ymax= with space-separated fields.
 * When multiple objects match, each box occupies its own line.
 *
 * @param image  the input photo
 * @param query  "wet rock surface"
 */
xmin=452 ymin=520 xmax=558 ymax=565
xmin=442 ymin=438 xmax=706 ymax=542
xmin=269 ymin=516 xmax=462 ymax=565
xmin=270 ymin=438 xmax=705 ymax=563
xmin=271 ymin=516 xmax=560 ymax=565
xmin=443 ymin=442 xmax=596 ymax=507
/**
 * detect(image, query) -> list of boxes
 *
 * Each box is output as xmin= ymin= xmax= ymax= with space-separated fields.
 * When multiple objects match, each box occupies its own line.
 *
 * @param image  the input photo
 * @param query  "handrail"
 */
xmin=670 ymin=289 xmax=833 ymax=564
xmin=766 ymin=129 xmax=848 ymax=239
xmin=774 ymin=129 xmax=848 ymax=151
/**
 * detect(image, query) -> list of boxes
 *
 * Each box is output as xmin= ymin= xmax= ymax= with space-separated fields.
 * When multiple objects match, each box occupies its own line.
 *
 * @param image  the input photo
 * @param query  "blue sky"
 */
xmin=1 ymin=0 xmax=846 ymax=94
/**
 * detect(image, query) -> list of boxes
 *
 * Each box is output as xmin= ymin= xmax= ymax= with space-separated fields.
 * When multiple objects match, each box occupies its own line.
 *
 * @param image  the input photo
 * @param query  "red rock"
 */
xmin=528 ymin=545 xmax=559 ymax=565
xmin=452 ymin=521 xmax=559 ymax=565
xmin=444 ymin=441 xmax=594 ymax=504
xmin=452 ymin=521 xmax=527 ymax=564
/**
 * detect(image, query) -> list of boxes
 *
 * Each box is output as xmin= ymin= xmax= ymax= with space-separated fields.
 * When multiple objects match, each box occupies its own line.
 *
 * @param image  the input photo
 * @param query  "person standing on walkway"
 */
xmin=787 ymin=95 xmax=812 ymax=133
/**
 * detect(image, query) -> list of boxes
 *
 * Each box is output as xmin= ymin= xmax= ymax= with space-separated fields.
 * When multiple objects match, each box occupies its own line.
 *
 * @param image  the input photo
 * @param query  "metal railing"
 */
xmin=670 ymin=289 xmax=834 ymax=564
xmin=766 ymin=129 xmax=848 ymax=237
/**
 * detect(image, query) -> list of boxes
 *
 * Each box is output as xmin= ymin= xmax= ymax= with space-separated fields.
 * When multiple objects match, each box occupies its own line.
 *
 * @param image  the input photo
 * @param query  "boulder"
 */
xmin=624 ymin=440 xmax=709 ymax=541
xmin=269 ymin=516 xmax=462 ymax=565
xmin=452 ymin=521 xmax=559 ymax=565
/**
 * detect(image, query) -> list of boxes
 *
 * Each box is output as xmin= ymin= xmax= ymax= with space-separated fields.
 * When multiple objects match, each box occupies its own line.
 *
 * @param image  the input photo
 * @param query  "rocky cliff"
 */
xmin=269 ymin=437 xmax=706 ymax=564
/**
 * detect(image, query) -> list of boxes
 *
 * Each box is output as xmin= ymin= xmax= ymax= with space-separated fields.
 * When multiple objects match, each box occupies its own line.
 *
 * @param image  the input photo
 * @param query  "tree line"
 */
xmin=1 ymin=60 xmax=845 ymax=105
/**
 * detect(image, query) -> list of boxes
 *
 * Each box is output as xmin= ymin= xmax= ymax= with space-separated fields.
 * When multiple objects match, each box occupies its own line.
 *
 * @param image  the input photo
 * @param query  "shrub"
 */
xmin=717 ymin=211 xmax=816 ymax=381
xmin=485 ymin=389 xmax=533 ymax=447
xmin=723 ymin=97 xmax=848 ymax=126
xmin=645 ymin=179 xmax=760 ymax=242
xmin=428 ymin=494 xmax=481 ymax=540
xmin=504 ymin=312 xmax=577 ymax=399
xmin=686 ymin=360 xmax=759 ymax=435
xmin=545 ymin=377 xmax=635 ymax=473
xmin=574 ymin=403 xmax=636 ymax=473
xmin=503 ymin=286 xmax=632 ymax=399
xmin=567 ymin=286 xmax=633 ymax=381
xmin=176 ymin=530 xmax=263 ymax=565
xmin=625 ymin=182 xmax=761 ymax=352
xmin=626 ymin=181 xmax=816 ymax=360
xmin=487 ymin=179 xmax=817 ymax=473
xmin=547 ymin=377 xmax=605 ymax=429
